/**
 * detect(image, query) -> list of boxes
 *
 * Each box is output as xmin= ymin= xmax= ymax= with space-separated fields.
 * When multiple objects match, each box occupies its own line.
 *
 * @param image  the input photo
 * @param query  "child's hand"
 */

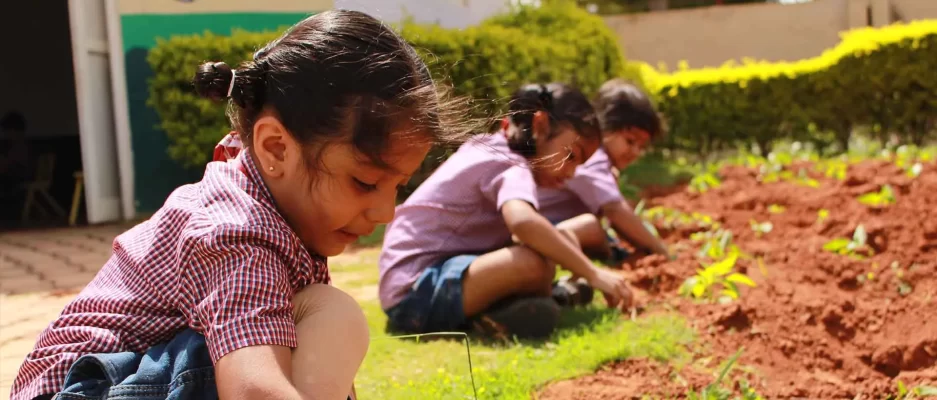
xmin=589 ymin=268 xmax=633 ymax=311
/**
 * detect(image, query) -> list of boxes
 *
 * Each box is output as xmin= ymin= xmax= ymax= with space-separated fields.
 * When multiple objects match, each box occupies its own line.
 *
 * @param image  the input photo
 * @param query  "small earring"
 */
xmin=268 ymin=166 xmax=274 ymax=171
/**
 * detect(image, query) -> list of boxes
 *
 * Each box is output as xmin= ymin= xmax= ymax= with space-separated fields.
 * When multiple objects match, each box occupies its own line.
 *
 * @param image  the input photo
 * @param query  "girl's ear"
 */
xmin=252 ymin=115 xmax=296 ymax=177
xmin=531 ymin=110 xmax=550 ymax=141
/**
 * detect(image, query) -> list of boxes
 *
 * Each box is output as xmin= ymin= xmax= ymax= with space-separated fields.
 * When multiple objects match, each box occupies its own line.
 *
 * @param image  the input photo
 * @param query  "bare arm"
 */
xmin=502 ymin=200 xmax=599 ymax=281
xmin=502 ymin=200 xmax=631 ymax=306
xmin=216 ymin=345 xmax=303 ymax=400
xmin=603 ymin=200 xmax=669 ymax=257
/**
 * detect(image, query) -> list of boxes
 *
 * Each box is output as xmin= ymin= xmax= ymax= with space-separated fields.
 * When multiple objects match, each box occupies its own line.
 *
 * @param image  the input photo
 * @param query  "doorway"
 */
xmin=0 ymin=2 xmax=85 ymax=230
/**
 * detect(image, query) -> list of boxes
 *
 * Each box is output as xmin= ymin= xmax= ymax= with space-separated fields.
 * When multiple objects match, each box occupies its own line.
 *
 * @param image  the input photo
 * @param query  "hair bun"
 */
xmin=194 ymin=61 xmax=234 ymax=101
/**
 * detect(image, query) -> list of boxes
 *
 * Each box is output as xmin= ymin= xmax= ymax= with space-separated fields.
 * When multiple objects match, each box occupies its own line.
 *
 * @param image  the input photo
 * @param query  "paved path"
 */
xmin=1 ymin=224 xmax=130 ymax=399
xmin=0 ymin=224 xmax=379 ymax=399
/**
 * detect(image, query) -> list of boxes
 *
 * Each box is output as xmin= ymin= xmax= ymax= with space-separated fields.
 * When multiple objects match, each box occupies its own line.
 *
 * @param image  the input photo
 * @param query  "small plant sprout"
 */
xmin=696 ymin=229 xmax=737 ymax=260
xmin=750 ymin=220 xmax=773 ymax=237
xmin=816 ymin=209 xmax=830 ymax=225
xmin=633 ymin=200 xmax=661 ymax=238
xmin=816 ymin=157 xmax=848 ymax=181
xmin=893 ymin=380 xmax=937 ymax=399
xmin=857 ymin=184 xmax=896 ymax=207
xmin=767 ymin=204 xmax=786 ymax=214
xmin=685 ymin=348 xmax=762 ymax=400
xmin=823 ymin=225 xmax=873 ymax=259
xmin=680 ymin=248 xmax=756 ymax=303
xmin=908 ymin=162 xmax=924 ymax=178
xmin=891 ymin=261 xmax=915 ymax=296
xmin=690 ymin=171 xmax=722 ymax=194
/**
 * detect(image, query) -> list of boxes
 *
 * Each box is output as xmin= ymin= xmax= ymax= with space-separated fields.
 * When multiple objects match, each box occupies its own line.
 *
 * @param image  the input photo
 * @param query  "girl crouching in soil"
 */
xmin=11 ymin=10 xmax=469 ymax=400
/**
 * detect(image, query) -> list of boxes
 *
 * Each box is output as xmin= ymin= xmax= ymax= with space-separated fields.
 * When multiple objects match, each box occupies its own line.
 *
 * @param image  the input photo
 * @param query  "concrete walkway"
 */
xmin=1 ymin=224 xmax=131 ymax=399
xmin=0 ymin=224 xmax=380 ymax=399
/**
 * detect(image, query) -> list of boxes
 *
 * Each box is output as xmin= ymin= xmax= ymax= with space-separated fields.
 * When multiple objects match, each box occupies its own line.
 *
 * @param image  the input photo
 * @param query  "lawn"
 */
xmin=329 ymin=250 xmax=695 ymax=399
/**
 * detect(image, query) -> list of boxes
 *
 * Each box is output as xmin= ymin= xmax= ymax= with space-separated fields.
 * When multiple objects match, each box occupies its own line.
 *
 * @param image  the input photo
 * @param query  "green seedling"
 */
xmin=890 ymin=261 xmax=915 ymax=296
xmin=816 ymin=157 xmax=848 ymax=180
xmin=694 ymin=229 xmax=736 ymax=260
xmin=823 ymin=225 xmax=872 ymax=259
xmin=690 ymin=171 xmax=722 ymax=194
xmin=761 ymin=169 xmax=820 ymax=188
xmin=633 ymin=200 xmax=662 ymax=238
xmin=857 ymin=184 xmax=896 ymax=207
xmin=816 ymin=209 xmax=830 ymax=225
xmin=685 ymin=348 xmax=762 ymax=400
xmin=643 ymin=207 xmax=718 ymax=231
xmin=892 ymin=380 xmax=937 ymax=399
xmin=767 ymin=204 xmax=786 ymax=214
xmin=680 ymin=248 xmax=756 ymax=303
xmin=749 ymin=220 xmax=773 ymax=238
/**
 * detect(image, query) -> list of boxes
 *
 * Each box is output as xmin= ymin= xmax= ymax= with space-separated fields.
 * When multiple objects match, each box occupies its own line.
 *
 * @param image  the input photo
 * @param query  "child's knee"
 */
xmin=514 ymin=246 xmax=556 ymax=289
xmin=292 ymin=284 xmax=370 ymax=353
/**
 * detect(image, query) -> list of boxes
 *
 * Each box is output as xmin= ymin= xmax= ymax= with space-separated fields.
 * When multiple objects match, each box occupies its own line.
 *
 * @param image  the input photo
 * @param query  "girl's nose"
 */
xmin=365 ymin=195 xmax=396 ymax=224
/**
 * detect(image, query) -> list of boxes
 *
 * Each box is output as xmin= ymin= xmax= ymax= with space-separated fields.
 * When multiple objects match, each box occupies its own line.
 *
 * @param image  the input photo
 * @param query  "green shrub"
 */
xmin=643 ymin=19 xmax=937 ymax=155
xmin=147 ymin=29 xmax=283 ymax=168
xmin=147 ymin=3 xmax=629 ymax=173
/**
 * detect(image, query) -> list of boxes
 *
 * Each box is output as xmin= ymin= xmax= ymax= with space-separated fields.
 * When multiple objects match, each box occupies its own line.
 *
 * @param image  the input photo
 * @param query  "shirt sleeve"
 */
xmin=480 ymin=163 xmax=540 ymax=210
xmin=187 ymin=243 xmax=297 ymax=364
xmin=564 ymin=159 xmax=625 ymax=215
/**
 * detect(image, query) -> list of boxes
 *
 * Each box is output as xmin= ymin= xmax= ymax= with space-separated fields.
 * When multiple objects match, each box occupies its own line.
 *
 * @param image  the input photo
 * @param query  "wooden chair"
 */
xmin=69 ymin=171 xmax=84 ymax=226
xmin=21 ymin=153 xmax=67 ymax=222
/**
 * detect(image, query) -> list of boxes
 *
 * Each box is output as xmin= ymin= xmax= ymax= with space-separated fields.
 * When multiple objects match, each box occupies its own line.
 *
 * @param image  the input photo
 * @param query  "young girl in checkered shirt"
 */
xmin=12 ymin=10 xmax=469 ymax=400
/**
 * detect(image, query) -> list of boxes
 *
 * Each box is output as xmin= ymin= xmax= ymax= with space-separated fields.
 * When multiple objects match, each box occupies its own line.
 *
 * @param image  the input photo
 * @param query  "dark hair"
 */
xmin=193 ymin=10 xmax=469 ymax=168
xmin=0 ymin=111 xmax=26 ymax=132
xmin=506 ymin=82 xmax=600 ymax=158
xmin=593 ymin=79 xmax=663 ymax=139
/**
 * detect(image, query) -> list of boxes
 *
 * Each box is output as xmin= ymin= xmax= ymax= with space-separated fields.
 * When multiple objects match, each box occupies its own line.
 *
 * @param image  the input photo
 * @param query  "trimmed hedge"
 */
xmin=643 ymin=19 xmax=937 ymax=155
xmin=147 ymin=2 xmax=630 ymax=168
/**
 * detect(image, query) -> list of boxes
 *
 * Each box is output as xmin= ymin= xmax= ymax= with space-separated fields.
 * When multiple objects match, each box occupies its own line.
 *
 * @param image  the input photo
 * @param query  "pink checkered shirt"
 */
xmin=11 ymin=135 xmax=329 ymax=400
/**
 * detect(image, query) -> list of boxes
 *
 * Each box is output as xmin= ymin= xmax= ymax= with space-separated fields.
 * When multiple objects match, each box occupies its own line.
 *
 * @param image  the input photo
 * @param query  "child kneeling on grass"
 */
xmin=378 ymin=83 xmax=633 ymax=341
xmin=539 ymin=79 xmax=671 ymax=286
xmin=11 ymin=10 xmax=470 ymax=400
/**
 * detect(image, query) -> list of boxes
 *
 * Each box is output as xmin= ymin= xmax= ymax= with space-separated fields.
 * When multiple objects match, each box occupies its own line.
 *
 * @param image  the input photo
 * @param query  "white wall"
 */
xmin=604 ymin=0 xmax=937 ymax=69
xmin=0 ymin=2 xmax=80 ymax=138
xmin=334 ymin=0 xmax=509 ymax=28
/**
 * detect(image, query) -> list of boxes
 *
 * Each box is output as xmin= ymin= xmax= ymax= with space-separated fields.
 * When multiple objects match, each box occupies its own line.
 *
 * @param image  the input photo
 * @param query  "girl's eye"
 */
xmin=566 ymin=150 xmax=576 ymax=161
xmin=354 ymin=178 xmax=378 ymax=192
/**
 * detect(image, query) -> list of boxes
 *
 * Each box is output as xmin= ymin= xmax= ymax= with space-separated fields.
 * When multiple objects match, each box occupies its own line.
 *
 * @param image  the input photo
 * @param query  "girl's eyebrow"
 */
xmin=362 ymin=158 xmax=412 ymax=178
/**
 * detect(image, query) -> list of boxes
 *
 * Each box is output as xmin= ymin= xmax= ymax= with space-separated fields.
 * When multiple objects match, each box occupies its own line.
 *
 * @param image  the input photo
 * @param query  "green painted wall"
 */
xmin=120 ymin=12 xmax=311 ymax=214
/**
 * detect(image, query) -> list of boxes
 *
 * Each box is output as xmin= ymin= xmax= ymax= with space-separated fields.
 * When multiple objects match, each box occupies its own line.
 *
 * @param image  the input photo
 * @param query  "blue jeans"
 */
xmin=55 ymin=329 xmax=216 ymax=400
xmin=49 ymin=329 xmax=354 ymax=400
xmin=384 ymin=254 xmax=477 ymax=334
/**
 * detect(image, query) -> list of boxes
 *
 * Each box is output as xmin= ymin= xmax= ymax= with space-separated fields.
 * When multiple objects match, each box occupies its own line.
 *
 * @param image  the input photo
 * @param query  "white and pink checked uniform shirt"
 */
xmin=11 ymin=134 xmax=328 ymax=400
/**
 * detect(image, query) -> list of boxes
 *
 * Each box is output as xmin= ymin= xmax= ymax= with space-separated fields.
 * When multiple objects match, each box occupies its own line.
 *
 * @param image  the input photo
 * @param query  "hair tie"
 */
xmin=227 ymin=70 xmax=237 ymax=98
xmin=537 ymin=84 xmax=554 ymax=111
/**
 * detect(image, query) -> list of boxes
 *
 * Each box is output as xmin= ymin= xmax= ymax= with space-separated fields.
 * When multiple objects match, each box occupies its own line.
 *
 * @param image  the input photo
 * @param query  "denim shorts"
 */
xmin=53 ymin=329 xmax=217 ymax=400
xmin=49 ymin=329 xmax=352 ymax=400
xmin=384 ymin=254 xmax=478 ymax=334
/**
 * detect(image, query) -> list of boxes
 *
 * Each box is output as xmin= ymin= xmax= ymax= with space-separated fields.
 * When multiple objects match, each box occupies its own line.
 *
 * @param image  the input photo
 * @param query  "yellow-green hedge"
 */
xmin=643 ymin=20 xmax=937 ymax=154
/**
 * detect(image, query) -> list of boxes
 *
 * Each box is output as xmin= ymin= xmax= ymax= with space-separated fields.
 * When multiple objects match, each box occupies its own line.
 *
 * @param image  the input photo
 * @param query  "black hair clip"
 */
xmin=537 ymin=84 xmax=554 ymax=111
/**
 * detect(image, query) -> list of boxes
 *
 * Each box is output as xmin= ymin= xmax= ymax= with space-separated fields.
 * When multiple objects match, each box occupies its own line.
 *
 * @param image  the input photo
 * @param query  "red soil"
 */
xmin=540 ymin=159 xmax=937 ymax=399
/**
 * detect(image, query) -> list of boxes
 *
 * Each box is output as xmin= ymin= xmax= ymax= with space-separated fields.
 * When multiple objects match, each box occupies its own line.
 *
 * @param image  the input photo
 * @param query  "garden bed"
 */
xmin=541 ymin=158 xmax=937 ymax=399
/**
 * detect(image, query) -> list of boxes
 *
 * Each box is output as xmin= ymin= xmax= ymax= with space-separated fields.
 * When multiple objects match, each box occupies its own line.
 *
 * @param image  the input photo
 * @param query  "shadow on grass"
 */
xmin=381 ymin=306 xmax=622 ymax=350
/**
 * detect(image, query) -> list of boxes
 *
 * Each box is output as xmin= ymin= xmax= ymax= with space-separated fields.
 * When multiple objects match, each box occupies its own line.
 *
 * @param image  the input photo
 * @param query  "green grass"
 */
xmin=332 ymin=250 xmax=695 ymax=399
